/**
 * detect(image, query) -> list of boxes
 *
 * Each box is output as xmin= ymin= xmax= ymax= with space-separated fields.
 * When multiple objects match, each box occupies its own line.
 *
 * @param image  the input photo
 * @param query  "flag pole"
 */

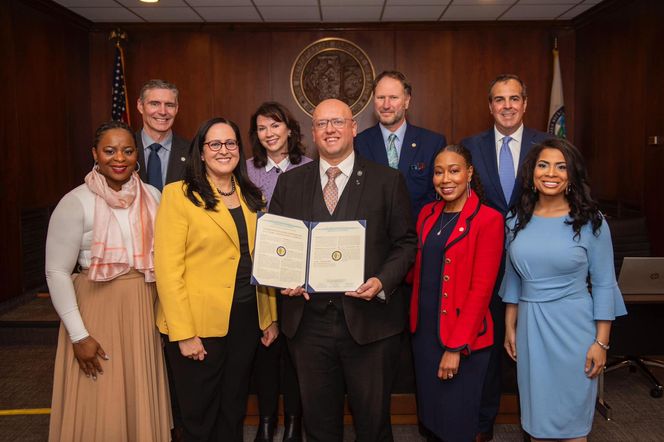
xmin=109 ymin=29 xmax=131 ymax=123
xmin=548 ymin=35 xmax=567 ymax=138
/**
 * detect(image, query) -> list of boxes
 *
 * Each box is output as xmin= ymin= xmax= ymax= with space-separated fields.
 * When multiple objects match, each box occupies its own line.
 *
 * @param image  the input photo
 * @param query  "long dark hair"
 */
xmin=184 ymin=117 xmax=265 ymax=212
xmin=433 ymin=144 xmax=487 ymax=205
xmin=511 ymin=138 xmax=602 ymax=239
xmin=249 ymin=102 xmax=306 ymax=168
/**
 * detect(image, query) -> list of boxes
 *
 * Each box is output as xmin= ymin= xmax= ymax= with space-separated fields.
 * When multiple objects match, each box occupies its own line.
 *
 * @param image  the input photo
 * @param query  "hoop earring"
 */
xmin=94 ymin=161 xmax=99 ymax=171
xmin=435 ymin=191 xmax=441 ymax=201
xmin=135 ymin=162 xmax=141 ymax=172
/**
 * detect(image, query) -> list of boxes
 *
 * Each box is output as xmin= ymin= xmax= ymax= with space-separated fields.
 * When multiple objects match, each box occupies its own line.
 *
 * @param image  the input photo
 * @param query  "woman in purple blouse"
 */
xmin=247 ymin=102 xmax=311 ymax=441
xmin=247 ymin=102 xmax=312 ymax=208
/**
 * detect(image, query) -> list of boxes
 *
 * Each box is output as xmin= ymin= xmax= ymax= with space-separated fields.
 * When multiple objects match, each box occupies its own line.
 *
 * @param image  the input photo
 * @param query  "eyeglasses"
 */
xmin=204 ymin=139 xmax=238 ymax=151
xmin=313 ymin=118 xmax=353 ymax=130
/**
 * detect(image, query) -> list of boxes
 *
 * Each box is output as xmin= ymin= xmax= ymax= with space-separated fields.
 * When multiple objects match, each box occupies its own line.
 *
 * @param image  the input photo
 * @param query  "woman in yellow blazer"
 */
xmin=155 ymin=117 xmax=278 ymax=442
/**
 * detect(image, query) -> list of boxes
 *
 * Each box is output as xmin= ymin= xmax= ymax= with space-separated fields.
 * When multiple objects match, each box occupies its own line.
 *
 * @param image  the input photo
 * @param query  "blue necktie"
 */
xmin=386 ymin=134 xmax=399 ymax=169
xmin=147 ymin=143 xmax=163 ymax=191
xmin=498 ymin=136 xmax=514 ymax=203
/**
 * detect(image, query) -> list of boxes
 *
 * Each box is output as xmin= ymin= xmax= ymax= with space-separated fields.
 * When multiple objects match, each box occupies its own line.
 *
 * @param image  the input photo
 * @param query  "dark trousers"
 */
xmin=254 ymin=332 xmax=302 ymax=416
xmin=288 ymin=303 xmax=401 ymax=442
xmin=478 ymin=293 xmax=505 ymax=433
xmin=161 ymin=333 xmax=184 ymax=430
xmin=164 ymin=300 xmax=260 ymax=442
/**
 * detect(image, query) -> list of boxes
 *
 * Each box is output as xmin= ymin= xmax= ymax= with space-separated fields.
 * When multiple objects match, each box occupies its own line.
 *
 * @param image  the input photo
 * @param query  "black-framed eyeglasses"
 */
xmin=204 ymin=139 xmax=239 ymax=151
xmin=313 ymin=118 xmax=353 ymax=130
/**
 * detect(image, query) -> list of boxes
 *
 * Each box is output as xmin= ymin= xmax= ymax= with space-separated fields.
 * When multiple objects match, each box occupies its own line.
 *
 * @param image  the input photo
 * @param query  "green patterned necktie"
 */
xmin=387 ymin=133 xmax=399 ymax=169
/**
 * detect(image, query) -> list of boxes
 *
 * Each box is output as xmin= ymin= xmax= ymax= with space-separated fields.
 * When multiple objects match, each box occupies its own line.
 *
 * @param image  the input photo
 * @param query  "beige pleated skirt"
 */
xmin=48 ymin=270 xmax=172 ymax=442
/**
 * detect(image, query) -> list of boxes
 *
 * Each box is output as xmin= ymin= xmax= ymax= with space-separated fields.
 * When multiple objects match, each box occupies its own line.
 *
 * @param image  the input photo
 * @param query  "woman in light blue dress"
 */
xmin=500 ymin=138 xmax=626 ymax=441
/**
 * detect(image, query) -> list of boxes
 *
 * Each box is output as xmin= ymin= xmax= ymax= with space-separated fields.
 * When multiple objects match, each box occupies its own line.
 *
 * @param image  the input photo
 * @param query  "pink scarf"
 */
xmin=84 ymin=168 xmax=159 ymax=282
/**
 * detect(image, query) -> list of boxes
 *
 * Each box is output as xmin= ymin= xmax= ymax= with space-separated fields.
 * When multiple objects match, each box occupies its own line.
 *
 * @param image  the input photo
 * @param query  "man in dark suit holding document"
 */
xmin=269 ymin=98 xmax=417 ymax=441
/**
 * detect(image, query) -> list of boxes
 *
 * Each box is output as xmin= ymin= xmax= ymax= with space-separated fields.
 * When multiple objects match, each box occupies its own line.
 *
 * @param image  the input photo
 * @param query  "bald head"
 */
xmin=312 ymin=99 xmax=357 ymax=165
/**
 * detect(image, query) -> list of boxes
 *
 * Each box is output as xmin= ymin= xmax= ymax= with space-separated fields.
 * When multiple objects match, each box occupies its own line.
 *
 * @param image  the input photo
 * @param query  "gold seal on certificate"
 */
xmin=252 ymin=213 xmax=366 ymax=292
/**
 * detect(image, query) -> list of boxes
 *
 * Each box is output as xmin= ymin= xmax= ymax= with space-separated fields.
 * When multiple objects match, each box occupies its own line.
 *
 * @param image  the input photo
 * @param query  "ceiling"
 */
xmin=52 ymin=0 xmax=604 ymax=23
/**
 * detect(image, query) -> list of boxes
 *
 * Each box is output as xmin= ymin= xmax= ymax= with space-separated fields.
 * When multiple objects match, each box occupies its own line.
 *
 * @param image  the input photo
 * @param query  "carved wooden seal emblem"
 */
xmin=291 ymin=38 xmax=375 ymax=117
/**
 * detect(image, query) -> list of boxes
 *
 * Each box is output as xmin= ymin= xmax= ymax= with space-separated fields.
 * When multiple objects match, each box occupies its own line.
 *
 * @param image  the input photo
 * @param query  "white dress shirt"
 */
xmin=266 ymin=155 xmax=291 ymax=173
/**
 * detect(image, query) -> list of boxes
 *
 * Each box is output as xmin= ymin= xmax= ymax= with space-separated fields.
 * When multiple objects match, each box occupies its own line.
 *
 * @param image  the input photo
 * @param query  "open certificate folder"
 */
xmin=251 ymin=213 xmax=366 ymax=292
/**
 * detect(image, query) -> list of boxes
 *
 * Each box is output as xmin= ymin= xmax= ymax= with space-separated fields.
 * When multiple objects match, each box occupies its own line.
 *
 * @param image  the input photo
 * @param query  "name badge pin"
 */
xmin=411 ymin=143 xmax=417 ymax=148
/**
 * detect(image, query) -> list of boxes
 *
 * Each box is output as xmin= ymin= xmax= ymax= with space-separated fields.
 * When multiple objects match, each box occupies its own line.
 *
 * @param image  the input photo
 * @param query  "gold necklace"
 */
xmin=436 ymin=212 xmax=460 ymax=236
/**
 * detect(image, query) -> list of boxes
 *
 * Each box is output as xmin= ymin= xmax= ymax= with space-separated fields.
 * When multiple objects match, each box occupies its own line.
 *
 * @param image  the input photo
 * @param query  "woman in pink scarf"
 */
xmin=45 ymin=121 xmax=171 ymax=442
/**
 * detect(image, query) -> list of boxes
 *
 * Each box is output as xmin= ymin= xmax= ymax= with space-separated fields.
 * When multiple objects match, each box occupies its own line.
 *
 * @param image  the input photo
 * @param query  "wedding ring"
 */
xmin=448 ymin=373 xmax=454 ymax=379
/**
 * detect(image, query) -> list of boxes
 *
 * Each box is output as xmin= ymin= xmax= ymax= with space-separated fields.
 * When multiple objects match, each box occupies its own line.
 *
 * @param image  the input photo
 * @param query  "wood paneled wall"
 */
xmin=1 ymin=0 xmax=91 ymax=301
xmin=575 ymin=0 xmax=664 ymax=254
xmin=88 ymin=23 xmax=575 ymax=157
xmin=2 ymin=0 xmax=661 ymax=301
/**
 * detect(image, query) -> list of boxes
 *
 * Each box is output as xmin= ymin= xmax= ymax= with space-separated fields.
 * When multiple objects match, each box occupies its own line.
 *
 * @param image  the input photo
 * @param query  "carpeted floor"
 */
xmin=0 ymin=344 xmax=663 ymax=441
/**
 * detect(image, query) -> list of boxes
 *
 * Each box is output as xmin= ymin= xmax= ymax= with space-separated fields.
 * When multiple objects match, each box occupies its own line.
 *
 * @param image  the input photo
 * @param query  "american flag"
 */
xmin=111 ymin=42 xmax=130 ymax=123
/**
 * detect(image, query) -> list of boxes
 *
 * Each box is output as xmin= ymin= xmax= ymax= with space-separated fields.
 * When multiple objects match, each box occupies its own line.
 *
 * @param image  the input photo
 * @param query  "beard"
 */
xmin=378 ymin=109 xmax=406 ymax=129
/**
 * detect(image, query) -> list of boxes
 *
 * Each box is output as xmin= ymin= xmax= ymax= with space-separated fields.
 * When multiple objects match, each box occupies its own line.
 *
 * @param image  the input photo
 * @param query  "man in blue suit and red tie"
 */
xmin=461 ymin=74 xmax=550 ymax=441
xmin=355 ymin=70 xmax=446 ymax=219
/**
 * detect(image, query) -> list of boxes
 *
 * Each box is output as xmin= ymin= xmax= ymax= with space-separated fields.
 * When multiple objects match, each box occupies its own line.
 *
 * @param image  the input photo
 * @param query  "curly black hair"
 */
xmin=510 ymin=138 xmax=602 ymax=240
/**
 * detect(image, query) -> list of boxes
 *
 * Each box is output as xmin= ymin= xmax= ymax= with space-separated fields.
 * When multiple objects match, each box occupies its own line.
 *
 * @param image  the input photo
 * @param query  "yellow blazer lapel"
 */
xmin=202 ymin=177 xmax=240 ymax=250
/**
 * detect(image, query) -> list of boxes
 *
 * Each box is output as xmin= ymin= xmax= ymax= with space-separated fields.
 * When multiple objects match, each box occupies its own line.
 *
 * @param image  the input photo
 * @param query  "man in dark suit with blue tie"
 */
xmin=135 ymin=79 xmax=190 ymax=442
xmin=461 ymin=74 xmax=549 ymax=441
xmin=355 ymin=71 xmax=446 ymax=219
xmin=135 ymin=79 xmax=189 ymax=191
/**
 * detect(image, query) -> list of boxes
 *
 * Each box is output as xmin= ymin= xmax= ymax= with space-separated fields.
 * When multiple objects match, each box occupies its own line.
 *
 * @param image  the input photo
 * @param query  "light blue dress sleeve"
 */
xmin=499 ymin=216 xmax=522 ymax=304
xmin=588 ymin=218 xmax=628 ymax=320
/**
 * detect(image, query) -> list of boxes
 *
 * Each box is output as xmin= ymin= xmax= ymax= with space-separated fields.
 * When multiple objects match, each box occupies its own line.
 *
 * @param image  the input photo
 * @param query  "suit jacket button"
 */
xmin=445 ymin=258 xmax=451 ymax=264
xmin=443 ymin=275 xmax=450 ymax=282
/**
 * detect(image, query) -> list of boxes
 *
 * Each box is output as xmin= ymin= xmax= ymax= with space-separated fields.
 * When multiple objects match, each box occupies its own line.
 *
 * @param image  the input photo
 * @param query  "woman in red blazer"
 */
xmin=409 ymin=144 xmax=504 ymax=442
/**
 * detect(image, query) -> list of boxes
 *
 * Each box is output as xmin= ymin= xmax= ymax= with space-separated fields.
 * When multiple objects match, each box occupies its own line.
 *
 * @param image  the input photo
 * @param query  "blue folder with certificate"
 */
xmin=251 ymin=213 xmax=366 ymax=292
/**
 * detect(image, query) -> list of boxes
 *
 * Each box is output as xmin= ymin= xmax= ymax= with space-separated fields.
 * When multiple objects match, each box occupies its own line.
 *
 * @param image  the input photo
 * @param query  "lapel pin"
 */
xmin=411 ymin=142 xmax=417 ymax=148
xmin=356 ymin=179 xmax=361 ymax=185
xmin=181 ymin=157 xmax=186 ymax=162
xmin=459 ymin=227 xmax=465 ymax=232
xmin=357 ymin=170 xmax=363 ymax=176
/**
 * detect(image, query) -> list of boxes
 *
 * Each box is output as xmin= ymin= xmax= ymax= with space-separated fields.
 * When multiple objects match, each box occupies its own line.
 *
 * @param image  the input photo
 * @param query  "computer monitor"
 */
xmin=618 ymin=257 xmax=664 ymax=295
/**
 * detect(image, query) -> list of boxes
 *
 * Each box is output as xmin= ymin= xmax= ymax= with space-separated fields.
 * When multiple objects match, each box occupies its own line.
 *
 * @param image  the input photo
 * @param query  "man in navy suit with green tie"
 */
xmin=461 ymin=74 xmax=550 ymax=441
xmin=355 ymin=70 xmax=446 ymax=219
